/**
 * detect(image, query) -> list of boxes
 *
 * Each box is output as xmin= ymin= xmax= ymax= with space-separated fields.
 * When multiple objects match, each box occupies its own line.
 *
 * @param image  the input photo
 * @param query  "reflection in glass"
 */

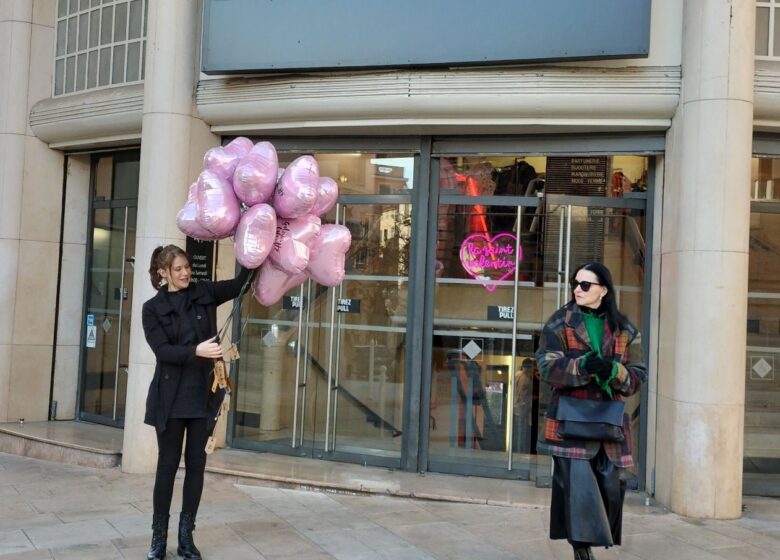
xmin=275 ymin=152 xmax=414 ymax=195
xmin=751 ymin=157 xmax=780 ymax=201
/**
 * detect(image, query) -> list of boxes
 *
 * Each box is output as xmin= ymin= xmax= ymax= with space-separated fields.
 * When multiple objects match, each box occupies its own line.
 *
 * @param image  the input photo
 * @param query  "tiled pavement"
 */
xmin=1 ymin=452 xmax=779 ymax=559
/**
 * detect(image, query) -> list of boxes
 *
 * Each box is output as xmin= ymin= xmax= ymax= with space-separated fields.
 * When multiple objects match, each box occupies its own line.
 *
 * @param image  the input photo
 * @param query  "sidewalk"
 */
xmin=1 ymin=452 xmax=779 ymax=560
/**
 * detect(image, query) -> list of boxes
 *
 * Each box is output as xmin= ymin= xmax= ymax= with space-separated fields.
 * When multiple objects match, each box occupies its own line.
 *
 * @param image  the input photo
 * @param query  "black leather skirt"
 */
xmin=550 ymin=447 xmax=626 ymax=548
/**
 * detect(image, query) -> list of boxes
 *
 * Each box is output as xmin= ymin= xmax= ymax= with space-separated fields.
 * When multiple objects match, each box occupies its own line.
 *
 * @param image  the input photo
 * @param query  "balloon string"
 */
xmin=216 ymin=269 xmax=256 ymax=344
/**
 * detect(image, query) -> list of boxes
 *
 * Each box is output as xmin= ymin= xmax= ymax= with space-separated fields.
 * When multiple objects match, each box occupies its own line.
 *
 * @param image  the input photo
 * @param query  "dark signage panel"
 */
xmin=202 ymin=0 xmax=651 ymax=74
xmin=185 ymin=238 xmax=215 ymax=282
xmin=337 ymin=299 xmax=361 ymax=313
xmin=487 ymin=306 xmax=515 ymax=321
xmin=282 ymin=295 xmax=306 ymax=310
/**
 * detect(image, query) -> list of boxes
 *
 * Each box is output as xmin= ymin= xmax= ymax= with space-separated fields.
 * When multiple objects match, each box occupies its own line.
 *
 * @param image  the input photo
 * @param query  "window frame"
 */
xmin=53 ymin=0 xmax=147 ymax=97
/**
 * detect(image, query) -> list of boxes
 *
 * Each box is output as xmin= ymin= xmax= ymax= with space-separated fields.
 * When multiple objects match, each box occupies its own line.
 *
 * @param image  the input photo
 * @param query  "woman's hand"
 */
xmin=584 ymin=354 xmax=612 ymax=381
xmin=195 ymin=336 xmax=222 ymax=360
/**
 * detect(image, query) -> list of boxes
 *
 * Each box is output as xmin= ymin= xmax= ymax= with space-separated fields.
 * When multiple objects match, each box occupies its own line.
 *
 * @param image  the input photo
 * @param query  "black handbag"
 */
xmin=555 ymin=396 xmax=625 ymax=442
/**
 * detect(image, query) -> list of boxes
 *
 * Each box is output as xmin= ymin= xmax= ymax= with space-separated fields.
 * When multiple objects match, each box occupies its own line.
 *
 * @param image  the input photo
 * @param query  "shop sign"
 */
xmin=186 ymin=237 xmax=215 ymax=282
xmin=337 ymin=298 xmax=360 ymax=313
xmin=85 ymin=325 xmax=97 ymax=348
xmin=487 ymin=306 xmax=515 ymax=321
xmin=282 ymin=295 xmax=306 ymax=310
xmin=202 ymin=0 xmax=650 ymax=74
xmin=460 ymin=233 xmax=521 ymax=292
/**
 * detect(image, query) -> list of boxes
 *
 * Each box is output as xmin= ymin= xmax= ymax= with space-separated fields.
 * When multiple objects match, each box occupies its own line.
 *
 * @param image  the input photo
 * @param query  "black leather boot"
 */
xmin=177 ymin=512 xmax=202 ymax=560
xmin=573 ymin=546 xmax=595 ymax=560
xmin=147 ymin=513 xmax=169 ymax=560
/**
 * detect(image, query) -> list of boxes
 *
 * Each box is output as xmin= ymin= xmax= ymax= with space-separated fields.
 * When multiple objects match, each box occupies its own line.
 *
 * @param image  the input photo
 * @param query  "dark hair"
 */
xmin=149 ymin=245 xmax=190 ymax=289
xmin=570 ymin=262 xmax=629 ymax=332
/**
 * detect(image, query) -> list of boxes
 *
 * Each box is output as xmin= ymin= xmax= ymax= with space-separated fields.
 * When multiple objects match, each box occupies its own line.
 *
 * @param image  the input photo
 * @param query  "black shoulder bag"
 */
xmin=555 ymin=396 xmax=625 ymax=442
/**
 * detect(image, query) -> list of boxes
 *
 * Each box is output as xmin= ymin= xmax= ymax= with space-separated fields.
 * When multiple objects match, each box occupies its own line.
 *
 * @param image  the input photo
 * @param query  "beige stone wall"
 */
xmin=0 ymin=0 xmax=64 ymax=423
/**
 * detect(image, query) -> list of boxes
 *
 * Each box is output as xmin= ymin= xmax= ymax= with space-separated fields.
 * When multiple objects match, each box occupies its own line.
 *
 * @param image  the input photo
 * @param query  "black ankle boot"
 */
xmin=177 ymin=512 xmax=202 ymax=560
xmin=147 ymin=513 xmax=169 ymax=560
xmin=573 ymin=546 xmax=595 ymax=560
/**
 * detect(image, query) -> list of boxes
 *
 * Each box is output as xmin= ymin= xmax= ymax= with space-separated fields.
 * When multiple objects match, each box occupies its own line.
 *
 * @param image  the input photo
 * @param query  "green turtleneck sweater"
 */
xmin=582 ymin=311 xmax=605 ymax=356
xmin=580 ymin=306 xmax=619 ymax=396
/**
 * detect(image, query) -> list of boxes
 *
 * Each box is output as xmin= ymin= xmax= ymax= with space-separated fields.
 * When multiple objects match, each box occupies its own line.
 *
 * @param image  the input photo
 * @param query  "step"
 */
xmin=743 ymin=472 xmax=780 ymax=497
xmin=745 ymin=427 xmax=780 ymax=459
xmin=0 ymin=421 xmax=122 ymax=469
xmin=745 ymin=410 xmax=780 ymax=428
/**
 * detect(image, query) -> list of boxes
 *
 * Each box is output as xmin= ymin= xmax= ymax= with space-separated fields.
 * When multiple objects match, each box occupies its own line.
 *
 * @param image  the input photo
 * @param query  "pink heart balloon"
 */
xmin=311 ymin=176 xmax=339 ymax=217
xmin=224 ymin=136 xmax=253 ymax=157
xmin=234 ymin=203 xmax=277 ymax=269
xmin=306 ymin=224 xmax=352 ymax=286
xmin=273 ymin=156 xmax=319 ymax=219
xmin=232 ymin=143 xmax=279 ymax=205
xmin=176 ymin=182 xmax=220 ymax=240
xmin=203 ymin=146 xmax=242 ymax=181
xmin=268 ymin=214 xmax=321 ymax=275
xmin=252 ymin=260 xmax=307 ymax=307
xmin=195 ymin=169 xmax=241 ymax=238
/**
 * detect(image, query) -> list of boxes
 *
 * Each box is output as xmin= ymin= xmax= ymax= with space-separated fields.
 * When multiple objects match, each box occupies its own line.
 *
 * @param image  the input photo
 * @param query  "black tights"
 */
xmin=153 ymin=417 xmax=211 ymax=516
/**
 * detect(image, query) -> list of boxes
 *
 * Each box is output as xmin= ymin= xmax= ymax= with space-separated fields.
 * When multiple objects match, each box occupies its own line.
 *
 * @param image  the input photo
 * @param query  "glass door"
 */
xmin=425 ymin=155 xmax=649 ymax=485
xmin=744 ymin=156 xmax=780 ymax=495
xmin=232 ymin=152 xmax=414 ymax=468
xmin=539 ymin=196 xmax=647 ymax=486
xmin=79 ymin=151 xmax=139 ymax=427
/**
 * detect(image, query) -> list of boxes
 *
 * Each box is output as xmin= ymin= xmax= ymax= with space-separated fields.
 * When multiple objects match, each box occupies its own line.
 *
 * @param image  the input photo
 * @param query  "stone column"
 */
xmin=0 ymin=1 xmax=62 ymax=423
xmin=654 ymin=0 xmax=754 ymax=518
xmin=122 ymin=0 xmax=217 ymax=473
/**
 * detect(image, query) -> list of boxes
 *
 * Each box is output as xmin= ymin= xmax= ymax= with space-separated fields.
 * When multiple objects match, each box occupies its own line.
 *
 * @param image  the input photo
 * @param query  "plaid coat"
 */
xmin=534 ymin=301 xmax=647 ymax=467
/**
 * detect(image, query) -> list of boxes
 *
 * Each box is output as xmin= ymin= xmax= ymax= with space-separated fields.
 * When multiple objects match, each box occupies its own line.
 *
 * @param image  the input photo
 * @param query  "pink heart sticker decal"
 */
xmin=459 ymin=233 xmax=522 ymax=292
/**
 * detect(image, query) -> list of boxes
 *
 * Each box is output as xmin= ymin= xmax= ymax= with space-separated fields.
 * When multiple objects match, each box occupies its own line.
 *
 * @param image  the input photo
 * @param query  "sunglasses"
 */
xmin=570 ymin=279 xmax=602 ymax=292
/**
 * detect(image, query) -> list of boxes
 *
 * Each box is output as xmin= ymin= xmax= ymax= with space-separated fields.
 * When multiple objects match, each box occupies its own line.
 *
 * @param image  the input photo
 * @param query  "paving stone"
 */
xmin=0 ymin=550 xmax=54 ymax=560
xmin=709 ymin=545 xmax=780 ymax=560
xmin=620 ymin=533 xmax=727 ymax=560
xmin=49 ymin=543 xmax=122 ymax=560
xmin=0 ymin=529 xmax=35 ymax=556
xmin=23 ymin=519 xmax=122 ymax=549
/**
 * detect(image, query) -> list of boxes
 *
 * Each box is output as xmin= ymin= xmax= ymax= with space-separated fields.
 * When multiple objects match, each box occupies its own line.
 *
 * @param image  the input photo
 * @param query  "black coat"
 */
xmin=142 ymin=269 xmax=252 ymax=433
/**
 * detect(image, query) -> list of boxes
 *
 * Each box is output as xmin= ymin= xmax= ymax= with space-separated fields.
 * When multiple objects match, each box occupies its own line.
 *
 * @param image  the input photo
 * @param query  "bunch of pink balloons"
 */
xmin=176 ymin=137 xmax=352 ymax=306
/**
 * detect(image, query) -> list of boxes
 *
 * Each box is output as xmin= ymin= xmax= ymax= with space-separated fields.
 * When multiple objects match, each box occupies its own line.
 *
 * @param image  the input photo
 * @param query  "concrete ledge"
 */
xmin=0 ymin=421 xmax=122 ymax=469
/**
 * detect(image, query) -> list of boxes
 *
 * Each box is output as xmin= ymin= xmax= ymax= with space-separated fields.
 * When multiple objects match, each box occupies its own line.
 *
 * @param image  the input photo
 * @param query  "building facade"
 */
xmin=1 ymin=0 xmax=777 ymax=520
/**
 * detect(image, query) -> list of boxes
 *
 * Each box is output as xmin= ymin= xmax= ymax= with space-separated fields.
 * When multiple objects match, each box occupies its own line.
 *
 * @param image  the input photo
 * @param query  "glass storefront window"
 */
xmin=745 ymin=201 xmax=780 ymax=494
xmin=430 ymin=153 xmax=648 ymax=483
xmin=276 ymin=152 xmax=414 ymax=196
xmin=229 ymin=145 xmax=650 ymax=483
xmin=440 ymin=155 xmax=648 ymax=198
xmin=233 ymin=152 xmax=413 ymax=465
xmin=751 ymin=157 xmax=780 ymax=201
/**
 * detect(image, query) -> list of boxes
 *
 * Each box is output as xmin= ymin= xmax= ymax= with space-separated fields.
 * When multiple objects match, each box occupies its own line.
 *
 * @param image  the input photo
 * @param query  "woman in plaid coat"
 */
xmin=535 ymin=262 xmax=647 ymax=560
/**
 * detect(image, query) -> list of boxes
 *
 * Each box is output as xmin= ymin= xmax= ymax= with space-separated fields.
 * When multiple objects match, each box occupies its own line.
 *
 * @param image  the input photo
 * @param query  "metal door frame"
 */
xmin=77 ymin=150 xmax=140 ymax=428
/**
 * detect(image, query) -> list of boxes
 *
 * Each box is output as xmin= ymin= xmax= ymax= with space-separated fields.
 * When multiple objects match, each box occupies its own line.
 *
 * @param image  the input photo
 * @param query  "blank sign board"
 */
xmin=202 ymin=0 xmax=651 ymax=74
